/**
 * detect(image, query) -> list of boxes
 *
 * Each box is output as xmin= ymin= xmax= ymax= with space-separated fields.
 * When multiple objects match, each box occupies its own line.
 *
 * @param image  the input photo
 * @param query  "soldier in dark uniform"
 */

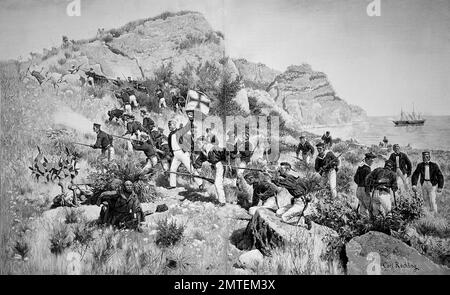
xmin=193 ymin=142 xmax=227 ymax=206
xmin=244 ymin=172 xmax=280 ymax=214
xmin=91 ymin=123 xmax=114 ymax=161
xmin=97 ymin=180 xmax=144 ymax=231
xmin=123 ymin=116 xmax=145 ymax=151
xmin=412 ymin=151 xmax=444 ymax=214
xmin=315 ymin=142 xmax=339 ymax=197
xmin=365 ymin=160 xmax=398 ymax=217
xmin=321 ymin=131 xmax=332 ymax=148
xmin=296 ymin=135 xmax=315 ymax=165
xmin=353 ymin=152 xmax=377 ymax=216
xmin=131 ymin=133 xmax=158 ymax=172
xmin=388 ymin=144 xmax=412 ymax=193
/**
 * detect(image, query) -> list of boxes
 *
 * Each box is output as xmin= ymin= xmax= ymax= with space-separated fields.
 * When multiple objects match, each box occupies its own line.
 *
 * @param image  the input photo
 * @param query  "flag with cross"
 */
xmin=185 ymin=90 xmax=210 ymax=115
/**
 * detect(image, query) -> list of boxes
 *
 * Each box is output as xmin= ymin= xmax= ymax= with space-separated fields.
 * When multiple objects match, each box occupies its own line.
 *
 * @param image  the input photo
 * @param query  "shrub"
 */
xmin=73 ymin=222 xmax=94 ymax=245
xmin=64 ymin=208 xmax=83 ymax=224
xmin=331 ymin=142 xmax=348 ymax=154
xmin=88 ymin=157 xmax=155 ymax=202
xmin=13 ymin=239 xmax=30 ymax=260
xmin=64 ymin=52 xmax=72 ymax=59
xmin=414 ymin=215 xmax=450 ymax=238
xmin=336 ymin=165 xmax=355 ymax=194
xmin=154 ymin=62 xmax=173 ymax=85
xmin=210 ymin=72 xmax=244 ymax=122
xmin=49 ymin=223 xmax=73 ymax=255
xmin=71 ymin=44 xmax=80 ymax=52
xmin=155 ymin=217 xmax=185 ymax=248
xmin=215 ymin=30 xmax=224 ymax=39
xmin=57 ymin=58 xmax=67 ymax=66
xmin=91 ymin=228 xmax=117 ymax=268
xmin=42 ymin=47 xmax=59 ymax=60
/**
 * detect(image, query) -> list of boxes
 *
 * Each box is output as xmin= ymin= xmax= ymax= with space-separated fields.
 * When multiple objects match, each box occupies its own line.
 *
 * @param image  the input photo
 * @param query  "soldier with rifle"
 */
xmin=365 ymin=160 xmax=398 ymax=217
xmin=315 ymin=142 xmax=339 ymax=198
xmin=193 ymin=141 xmax=228 ymax=206
xmin=90 ymin=123 xmax=114 ymax=161
xmin=244 ymin=171 xmax=280 ymax=215
xmin=131 ymin=133 xmax=160 ymax=173
xmin=96 ymin=180 xmax=145 ymax=231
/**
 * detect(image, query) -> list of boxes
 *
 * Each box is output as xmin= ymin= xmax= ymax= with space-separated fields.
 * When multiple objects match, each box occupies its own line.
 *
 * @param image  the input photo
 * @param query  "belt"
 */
xmin=424 ymin=179 xmax=431 ymax=181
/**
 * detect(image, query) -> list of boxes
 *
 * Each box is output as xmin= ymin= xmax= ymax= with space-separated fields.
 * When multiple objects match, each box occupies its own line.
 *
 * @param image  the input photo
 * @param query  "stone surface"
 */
xmin=346 ymin=231 xmax=450 ymax=275
xmin=238 ymin=249 xmax=264 ymax=270
xmin=245 ymin=208 xmax=345 ymax=274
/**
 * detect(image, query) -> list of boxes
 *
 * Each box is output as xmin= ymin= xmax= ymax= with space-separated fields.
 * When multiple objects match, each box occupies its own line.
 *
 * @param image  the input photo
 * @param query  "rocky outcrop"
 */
xmin=244 ymin=208 xmax=345 ymax=274
xmin=267 ymin=65 xmax=367 ymax=126
xmin=346 ymin=231 xmax=450 ymax=275
xmin=234 ymin=58 xmax=281 ymax=90
xmin=108 ymin=13 xmax=228 ymax=79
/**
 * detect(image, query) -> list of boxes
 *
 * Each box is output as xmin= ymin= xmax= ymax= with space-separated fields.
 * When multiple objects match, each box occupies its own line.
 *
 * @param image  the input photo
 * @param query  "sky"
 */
xmin=0 ymin=0 xmax=449 ymax=116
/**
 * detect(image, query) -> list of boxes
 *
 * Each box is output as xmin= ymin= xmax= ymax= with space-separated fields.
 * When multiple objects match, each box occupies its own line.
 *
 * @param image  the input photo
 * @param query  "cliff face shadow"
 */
xmin=178 ymin=187 xmax=221 ymax=204
xmin=230 ymin=227 xmax=253 ymax=251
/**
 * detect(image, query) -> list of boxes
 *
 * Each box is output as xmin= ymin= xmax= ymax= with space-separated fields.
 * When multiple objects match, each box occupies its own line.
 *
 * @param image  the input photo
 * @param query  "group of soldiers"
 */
xmin=353 ymin=144 xmax=444 ymax=216
xmin=65 ymin=76 xmax=447 ymax=230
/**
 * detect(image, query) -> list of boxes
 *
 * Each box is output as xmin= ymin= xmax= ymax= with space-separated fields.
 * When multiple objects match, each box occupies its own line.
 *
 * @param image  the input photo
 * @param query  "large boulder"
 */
xmin=346 ymin=231 xmax=450 ymax=275
xmin=234 ymin=58 xmax=281 ymax=90
xmin=244 ymin=208 xmax=345 ymax=274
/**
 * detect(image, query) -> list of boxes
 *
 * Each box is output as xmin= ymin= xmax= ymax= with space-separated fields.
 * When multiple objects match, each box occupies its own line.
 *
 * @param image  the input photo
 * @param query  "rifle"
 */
xmin=110 ymin=134 xmax=143 ymax=143
xmin=318 ymin=152 xmax=345 ymax=174
xmin=71 ymin=142 xmax=92 ymax=148
xmin=164 ymin=171 xmax=215 ymax=184
xmin=223 ymin=165 xmax=276 ymax=174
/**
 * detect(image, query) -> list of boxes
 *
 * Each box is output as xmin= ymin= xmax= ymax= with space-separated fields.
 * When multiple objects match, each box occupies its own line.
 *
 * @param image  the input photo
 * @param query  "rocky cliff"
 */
xmin=236 ymin=61 xmax=367 ymax=126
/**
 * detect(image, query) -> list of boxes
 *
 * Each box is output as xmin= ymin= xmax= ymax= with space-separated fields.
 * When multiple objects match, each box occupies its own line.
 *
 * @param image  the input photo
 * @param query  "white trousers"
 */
xmin=371 ymin=190 xmax=392 ymax=216
xmin=100 ymin=146 xmax=115 ymax=161
xmin=159 ymin=97 xmax=167 ymax=108
xmin=302 ymin=153 xmax=311 ymax=165
xmin=124 ymin=104 xmax=132 ymax=115
xmin=323 ymin=169 xmax=337 ymax=198
xmin=249 ymin=196 xmax=278 ymax=215
xmin=277 ymin=198 xmax=306 ymax=223
xmin=422 ymin=181 xmax=437 ymax=213
xmin=126 ymin=133 xmax=140 ymax=151
xmin=356 ymin=187 xmax=370 ymax=216
xmin=169 ymin=150 xmax=201 ymax=187
xmin=142 ymin=156 xmax=158 ymax=172
xmin=214 ymin=162 xmax=226 ymax=204
xmin=129 ymin=95 xmax=138 ymax=107
xmin=396 ymin=168 xmax=409 ymax=192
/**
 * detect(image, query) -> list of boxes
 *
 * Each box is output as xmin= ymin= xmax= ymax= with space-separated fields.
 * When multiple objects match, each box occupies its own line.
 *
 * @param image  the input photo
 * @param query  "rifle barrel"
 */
xmin=71 ymin=142 xmax=91 ymax=147
xmin=165 ymin=171 xmax=214 ymax=183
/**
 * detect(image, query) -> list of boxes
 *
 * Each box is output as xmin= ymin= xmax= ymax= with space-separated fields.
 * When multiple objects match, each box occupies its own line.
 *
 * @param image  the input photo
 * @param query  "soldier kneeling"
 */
xmin=97 ymin=180 xmax=145 ymax=231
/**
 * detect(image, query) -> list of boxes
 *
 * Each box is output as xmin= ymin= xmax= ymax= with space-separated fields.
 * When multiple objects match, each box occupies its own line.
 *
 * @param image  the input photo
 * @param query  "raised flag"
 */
xmin=185 ymin=90 xmax=210 ymax=115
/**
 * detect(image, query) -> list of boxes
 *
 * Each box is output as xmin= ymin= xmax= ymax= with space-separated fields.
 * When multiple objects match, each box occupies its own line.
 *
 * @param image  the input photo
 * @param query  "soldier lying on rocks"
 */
xmin=96 ymin=180 xmax=145 ymax=231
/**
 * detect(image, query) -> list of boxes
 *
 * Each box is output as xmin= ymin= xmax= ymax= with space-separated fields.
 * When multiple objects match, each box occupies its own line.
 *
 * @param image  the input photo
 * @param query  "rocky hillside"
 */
xmin=236 ymin=61 xmax=367 ymax=126
xmin=28 ymin=11 xmax=365 ymax=127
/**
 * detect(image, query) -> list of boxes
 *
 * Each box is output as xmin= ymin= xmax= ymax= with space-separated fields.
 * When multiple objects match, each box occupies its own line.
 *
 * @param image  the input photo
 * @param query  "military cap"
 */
xmin=316 ymin=142 xmax=325 ymax=148
xmin=422 ymin=151 xmax=430 ymax=156
xmin=365 ymin=152 xmax=377 ymax=159
xmin=140 ymin=109 xmax=147 ymax=114
xmin=299 ymin=135 xmax=305 ymax=139
xmin=126 ymin=115 xmax=135 ymax=120
xmin=393 ymin=144 xmax=400 ymax=148
xmin=93 ymin=123 xmax=101 ymax=128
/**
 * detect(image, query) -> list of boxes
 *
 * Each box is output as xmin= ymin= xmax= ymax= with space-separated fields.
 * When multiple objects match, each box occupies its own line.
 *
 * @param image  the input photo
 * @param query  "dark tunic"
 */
xmin=251 ymin=181 xmax=279 ymax=206
xmin=365 ymin=167 xmax=398 ymax=193
xmin=412 ymin=162 xmax=444 ymax=189
xmin=93 ymin=130 xmax=113 ymax=150
xmin=322 ymin=134 xmax=332 ymax=146
xmin=193 ymin=147 xmax=227 ymax=169
xmin=272 ymin=173 xmax=306 ymax=199
xmin=296 ymin=141 xmax=314 ymax=156
xmin=132 ymin=141 xmax=156 ymax=158
xmin=126 ymin=121 xmax=144 ymax=136
xmin=388 ymin=152 xmax=412 ymax=176
xmin=315 ymin=151 xmax=339 ymax=175
xmin=354 ymin=163 xmax=371 ymax=187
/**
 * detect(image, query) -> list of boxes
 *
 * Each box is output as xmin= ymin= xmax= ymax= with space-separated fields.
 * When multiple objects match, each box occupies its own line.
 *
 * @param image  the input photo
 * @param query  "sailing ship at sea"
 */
xmin=393 ymin=106 xmax=426 ymax=126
